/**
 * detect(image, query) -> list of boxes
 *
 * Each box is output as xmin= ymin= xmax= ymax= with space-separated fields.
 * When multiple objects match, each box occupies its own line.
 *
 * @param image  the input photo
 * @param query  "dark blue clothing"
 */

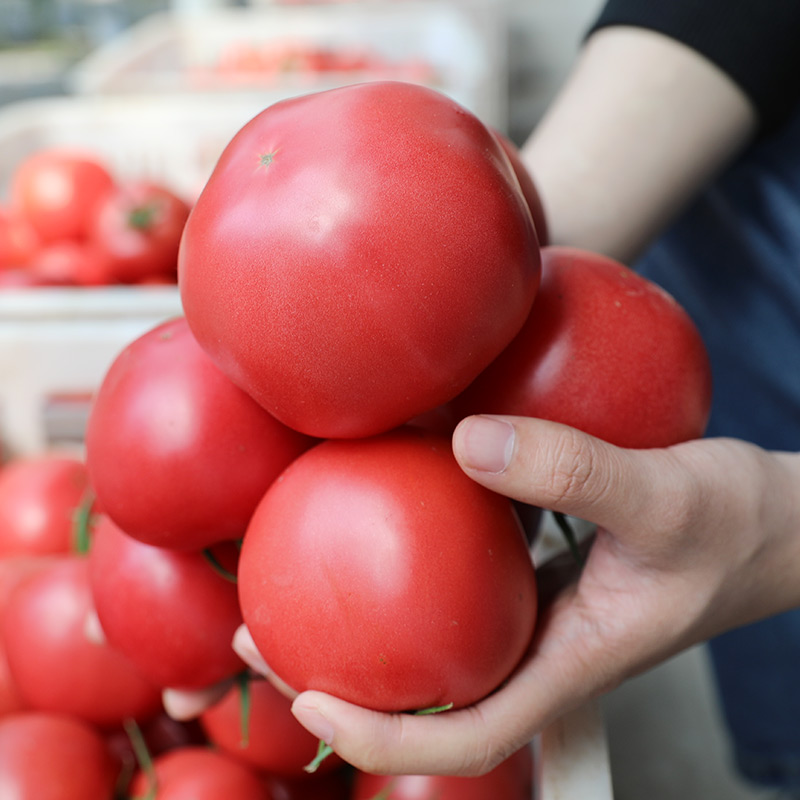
xmin=634 ymin=106 xmax=800 ymax=789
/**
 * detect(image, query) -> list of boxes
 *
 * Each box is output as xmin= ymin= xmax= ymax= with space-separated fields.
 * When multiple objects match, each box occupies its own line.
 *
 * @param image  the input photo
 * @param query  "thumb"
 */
xmin=451 ymin=415 xmax=648 ymax=532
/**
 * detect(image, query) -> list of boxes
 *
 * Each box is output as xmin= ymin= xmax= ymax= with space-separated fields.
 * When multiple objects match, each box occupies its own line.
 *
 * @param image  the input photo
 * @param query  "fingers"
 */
xmin=163 ymin=681 xmax=231 ymax=720
xmin=233 ymin=623 xmax=298 ymax=701
xmin=452 ymin=415 xmax=652 ymax=533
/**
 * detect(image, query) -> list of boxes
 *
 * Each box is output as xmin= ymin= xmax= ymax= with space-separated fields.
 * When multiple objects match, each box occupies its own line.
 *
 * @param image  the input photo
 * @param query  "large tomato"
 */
xmin=179 ymin=80 xmax=540 ymax=438
xmin=0 ymin=712 xmax=119 ymax=799
xmin=238 ymin=428 xmax=537 ymax=712
xmin=453 ymin=246 xmax=713 ymax=448
xmin=2 ymin=556 xmax=162 ymax=727
xmin=352 ymin=742 xmax=534 ymax=800
xmin=85 ymin=317 xmax=315 ymax=550
xmin=200 ymin=676 xmax=341 ymax=777
xmin=89 ymin=515 xmax=245 ymax=690
xmin=89 ymin=180 xmax=191 ymax=283
xmin=0 ymin=454 xmax=89 ymax=557
xmin=10 ymin=148 xmax=115 ymax=243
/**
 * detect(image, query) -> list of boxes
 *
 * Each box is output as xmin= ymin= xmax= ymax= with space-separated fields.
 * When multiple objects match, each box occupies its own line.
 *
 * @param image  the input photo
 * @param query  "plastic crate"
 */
xmin=0 ymin=286 xmax=182 ymax=456
xmin=67 ymin=2 xmax=508 ymax=130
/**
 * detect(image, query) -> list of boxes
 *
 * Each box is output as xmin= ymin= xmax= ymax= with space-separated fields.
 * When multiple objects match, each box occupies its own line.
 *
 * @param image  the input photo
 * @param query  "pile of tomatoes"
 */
xmin=0 ymin=80 xmax=713 ymax=798
xmin=0 ymin=148 xmax=191 ymax=288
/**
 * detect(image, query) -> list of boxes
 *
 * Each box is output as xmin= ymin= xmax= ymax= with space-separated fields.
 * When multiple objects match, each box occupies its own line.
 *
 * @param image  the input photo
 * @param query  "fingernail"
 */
xmin=232 ymin=625 xmax=270 ymax=675
xmin=292 ymin=701 xmax=335 ymax=746
xmin=458 ymin=415 xmax=515 ymax=473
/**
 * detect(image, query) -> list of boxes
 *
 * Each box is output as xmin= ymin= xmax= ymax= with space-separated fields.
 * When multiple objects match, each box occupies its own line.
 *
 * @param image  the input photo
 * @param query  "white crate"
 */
xmin=68 ymin=2 xmax=508 ymax=129
xmin=0 ymin=92 xmax=275 ymax=203
xmin=0 ymin=287 xmax=182 ymax=456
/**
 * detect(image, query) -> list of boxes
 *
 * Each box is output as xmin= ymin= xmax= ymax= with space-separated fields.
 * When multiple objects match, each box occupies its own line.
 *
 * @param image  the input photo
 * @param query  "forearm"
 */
xmin=521 ymin=26 xmax=757 ymax=263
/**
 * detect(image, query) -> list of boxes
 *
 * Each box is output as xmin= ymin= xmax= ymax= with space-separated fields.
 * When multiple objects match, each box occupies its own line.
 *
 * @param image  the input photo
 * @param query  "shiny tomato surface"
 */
xmin=238 ymin=428 xmax=538 ymax=712
xmin=180 ymin=81 xmax=540 ymax=438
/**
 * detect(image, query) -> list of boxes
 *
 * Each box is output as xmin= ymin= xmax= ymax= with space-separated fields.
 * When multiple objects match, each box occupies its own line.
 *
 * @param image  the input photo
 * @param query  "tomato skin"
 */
xmin=493 ymin=129 xmax=548 ymax=246
xmin=238 ymin=428 xmax=538 ymax=712
xmin=86 ymin=317 xmax=315 ymax=550
xmin=200 ymin=677 xmax=341 ymax=777
xmin=454 ymin=246 xmax=713 ymax=449
xmin=2 ymin=556 xmax=162 ymax=727
xmin=0 ymin=206 xmax=40 ymax=268
xmin=180 ymin=80 xmax=540 ymax=438
xmin=30 ymin=239 xmax=114 ymax=286
xmin=10 ymin=149 xmax=114 ymax=243
xmin=90 ymin=180 xmax=191 ymax=283
xmin=89 ymin=515 xmax=245 ymax=690
xmin=129 ymin=746 xmax=272 ymax=800
xmin=0 ymin=712 xmax=119 ymax=799
xmin=0 ymin=454 xmax=89 ymax=557
xmin=352 ymin=742 xmax=534 ymax=800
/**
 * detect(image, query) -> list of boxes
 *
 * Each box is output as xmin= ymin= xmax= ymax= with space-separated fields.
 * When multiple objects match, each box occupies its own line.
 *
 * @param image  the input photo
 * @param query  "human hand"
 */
xmin=270 ymin=415 xmax=800 ymax=776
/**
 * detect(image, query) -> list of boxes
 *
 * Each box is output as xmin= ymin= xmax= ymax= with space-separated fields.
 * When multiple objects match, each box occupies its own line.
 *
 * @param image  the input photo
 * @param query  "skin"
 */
xmin=168 ymin=24 xmax=800 ymax=777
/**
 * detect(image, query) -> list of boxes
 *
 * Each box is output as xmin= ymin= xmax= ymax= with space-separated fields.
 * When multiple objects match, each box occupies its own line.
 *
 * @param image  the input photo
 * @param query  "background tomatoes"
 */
xmin=238 ymin=428 xmax=538 ymax=712
xmin=179 ymin=80 xmax=540 ymax=438
xmin=89 ymin=180 xmax=191 ymax=283
xmin=0 ymin=712 xmax=120 ymax=800
xmin=85 ymin=316 xmax=315 ymax=551
xmin=454 ymin=246 xmax=713 ymax=449
xmin=10 ymin=148 xmax=114 ymax=243
xmin=0 ymin=453 xmax=89 ymax=557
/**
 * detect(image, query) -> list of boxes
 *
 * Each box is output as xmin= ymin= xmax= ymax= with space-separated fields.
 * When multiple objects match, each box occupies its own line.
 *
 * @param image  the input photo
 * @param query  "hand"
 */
xmin=279 ymin=415 xmax=800 ymax=776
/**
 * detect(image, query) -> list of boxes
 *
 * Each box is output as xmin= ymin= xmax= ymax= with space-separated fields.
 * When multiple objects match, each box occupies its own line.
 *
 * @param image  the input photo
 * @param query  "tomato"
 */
xmin=493 ymin=129 xmax=548 ymax=246
xmin=238 ymin=428 xmax=537 ymax=712
xmin=453 ymin=246 xmax=713 ymax=448
xmin=2 ymin=556 xmax=162 ymax=727
xmin=10 ymin=148 xmax=115 ymax=243
xmin=89 ymin=180 xmax=191 ymax=283
xmin=89 ymin=515 xmax=245 ymax=690
xmin=0 ymin=454 xmax=89 ymax=557
xmin=128 ymin=746 xmax=271 ymax=800
xmin=266 ymin=771 xmax=351 ymax=800
xmin=30 ymin=240 xmax=113 ymax=286
xmin=352 ymin=742 xmax=534 ymax=800
xmin=179 ymin=80 xmax=540 ymax=438
xmin=86 ymin=317 xmax=315 ymax=550
xmin=0 ymin=206 xmax=40 ymax=268
xmin=0 ymin=712 xmax=119 ymax=799
xmin=200 ymin=676 xmax=342 ymax=777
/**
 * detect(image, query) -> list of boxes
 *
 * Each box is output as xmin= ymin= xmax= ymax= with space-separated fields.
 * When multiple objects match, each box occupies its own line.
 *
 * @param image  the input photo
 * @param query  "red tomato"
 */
xmin=493 ymin=129 xmax=548 ymax=246
xmin=238 ymin=428 xmax=538 ymax=712
xmin=179 ymin=80 xmax=540 ymax=438
xmin=200 ymin=677 xmax=341 ymax=777
xmin=0 ymin=712 xmax=119 ymax=799
xmin=352 ymin=742 xmax=534 ymax=800
xmin=0 ymin=206 xmax=40 ymax=268
xmin=10 ymin=148 xmax=114 ymax=243
xmin=89 ymin=515 xmax=245 ymax=690
xmin=2 ymin=556 xmax=162 ymax=727
xmin=85 ymin=317 xmax=315 ymax=550
xmin=89 ymin=180 xmax=191 ymax=283
xmin=0 ymin=454 xmax=89 ymax=557
xmin=29 ymin=239 xmax=113 ymax=286
xmin=453 ymin=246 xmax=713 ymax=448
xmin=129 ymin=746 xmax=271 ymax=800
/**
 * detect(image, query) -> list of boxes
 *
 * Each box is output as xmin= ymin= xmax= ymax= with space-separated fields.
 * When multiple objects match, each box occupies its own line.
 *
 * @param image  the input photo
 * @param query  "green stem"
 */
xmin=236 ymin=672 xmax=251 ymax=748
xmin=553 ymin=511 xmax=585 ymax=567
xmin=202 ymin=549 xmax=238 ymax=583
xmin=72 ymin=489 xmax=96 ymax=555
xmin=304 ymin=739 xmax=334 ymax=774
xmin=123 ymin=718 xmax=158 ymax=800
xmin=413 ymin=702 xmax=453 ymax=715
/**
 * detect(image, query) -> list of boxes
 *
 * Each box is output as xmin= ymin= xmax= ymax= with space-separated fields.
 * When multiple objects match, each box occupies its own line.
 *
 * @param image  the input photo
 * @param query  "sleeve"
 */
xmin=587 ymin=0 xmax=800 ymax=134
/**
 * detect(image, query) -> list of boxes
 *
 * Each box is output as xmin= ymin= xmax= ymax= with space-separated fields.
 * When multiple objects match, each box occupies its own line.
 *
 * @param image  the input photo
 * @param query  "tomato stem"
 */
xmin=413 ymin=702 xmax=453 ymax=715
xmin=553 ymin=511 xmax=585 ymax=567
xmin=304 ymin=740 xmax=334 ymax=774
xmin=123 ymin=717 xmax=158 ymax=800
xmin=236 ymin=672 xmax=251 ymax=748
xmin=71 ymin=489 xmax=96 ymax=555
xmin=202 ymin=549 xmax=238 ymax=583
xmin=128 ymin=203 xmax=159 ymax=231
